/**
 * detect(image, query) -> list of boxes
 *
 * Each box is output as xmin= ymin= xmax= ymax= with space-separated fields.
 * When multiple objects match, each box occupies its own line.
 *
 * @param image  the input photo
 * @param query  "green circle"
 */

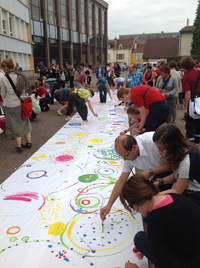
xmin=9 ymin=237 xmax=17 ymax=242
xmin=78 ymin=174 xmax=98 ymax=183
xmin=21 ymin=236 xmax=30 ymax=242
xmin=77 ymin=196 xmax=101 ymax=208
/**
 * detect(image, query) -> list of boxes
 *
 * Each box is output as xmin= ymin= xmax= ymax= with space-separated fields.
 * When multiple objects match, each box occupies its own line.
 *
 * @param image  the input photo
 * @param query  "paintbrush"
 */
xmin=102 ymin=221 xmax=104 ymax=233
xmin=130 ymin=167 xmax=134 ymax=176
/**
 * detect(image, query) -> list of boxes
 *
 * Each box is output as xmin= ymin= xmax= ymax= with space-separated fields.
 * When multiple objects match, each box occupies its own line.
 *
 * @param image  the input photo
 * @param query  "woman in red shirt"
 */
xmin=117 ymin=85 xmax=169 ymax=135
xmin=31 ymin=80 xmax=51 ymax=111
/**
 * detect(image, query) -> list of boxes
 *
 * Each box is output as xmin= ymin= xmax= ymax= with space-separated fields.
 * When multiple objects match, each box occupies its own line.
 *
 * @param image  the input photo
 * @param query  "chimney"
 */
xmin=187 ymin=19 xmax=189 ymax=26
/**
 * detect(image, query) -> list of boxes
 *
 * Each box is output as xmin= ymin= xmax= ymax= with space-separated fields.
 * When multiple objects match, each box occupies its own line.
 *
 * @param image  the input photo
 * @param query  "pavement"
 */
xmin=0 ymin=71 xmax=186 ymax=184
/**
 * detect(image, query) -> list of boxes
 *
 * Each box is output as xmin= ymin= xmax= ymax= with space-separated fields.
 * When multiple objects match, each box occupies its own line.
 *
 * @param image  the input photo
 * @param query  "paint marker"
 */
xmin=102 ymin=221 xmax=104 ymax=233
xmin=130 ymin=167 xmax=134 ymax=176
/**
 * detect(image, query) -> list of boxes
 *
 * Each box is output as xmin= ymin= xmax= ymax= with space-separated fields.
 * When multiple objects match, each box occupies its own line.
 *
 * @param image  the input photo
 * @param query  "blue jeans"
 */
xmin=74 ymin=81 xmax=83 ymax=88
xmin=98 ymin=85 xmax=107 ymax=103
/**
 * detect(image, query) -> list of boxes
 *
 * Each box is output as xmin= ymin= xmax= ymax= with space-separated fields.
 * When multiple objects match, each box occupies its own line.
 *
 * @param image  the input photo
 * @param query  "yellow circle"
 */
xmin=72 ymin=133 xmax=87 ymax=137
xmin=87 ymin=138 xmax=104 ymax=143
xmin=108 ymin=160 xmax=118 ymax=165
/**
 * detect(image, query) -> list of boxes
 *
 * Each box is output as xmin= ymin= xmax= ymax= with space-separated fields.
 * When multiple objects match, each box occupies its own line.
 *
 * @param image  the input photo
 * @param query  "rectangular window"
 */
xmin=89 ymin=3 xmax=93 ymax=36
xmin=71 ymin=0 xmax=78 ymax=31
xmin=81 ymin=0 xmax=86 ymax=33
xmin=60 ymin=1 xmax=68 ymax=28
xmin=96 ymin=6 xmax=99 ymax=36
xmin=47 ymin=0 xmax=56 ymax=25
xmin=136 ymin=54 xmax=142 ymax=61
xmin=2 ymin=20 xmax=6 ymax=34
xmin=9 ymin=17 xmax=13 ymax=35
xmin=116 ymin=54 xmax=124 ymax=60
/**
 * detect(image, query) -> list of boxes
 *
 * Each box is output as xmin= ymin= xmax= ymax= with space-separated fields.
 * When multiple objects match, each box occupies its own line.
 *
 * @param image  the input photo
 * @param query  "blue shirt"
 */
xmin=125 ymin=71 xmax=143 ymax=88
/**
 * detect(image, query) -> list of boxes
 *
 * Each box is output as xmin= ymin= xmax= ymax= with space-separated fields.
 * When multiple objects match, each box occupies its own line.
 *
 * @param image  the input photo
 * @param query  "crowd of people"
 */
xmin=1 ymin=56 xmax=200 ymax=267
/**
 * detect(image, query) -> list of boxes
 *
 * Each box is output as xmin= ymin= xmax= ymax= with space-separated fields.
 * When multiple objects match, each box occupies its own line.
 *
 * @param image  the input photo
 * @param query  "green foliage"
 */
xmin=191 ymin=0 xmax=200 ymax=55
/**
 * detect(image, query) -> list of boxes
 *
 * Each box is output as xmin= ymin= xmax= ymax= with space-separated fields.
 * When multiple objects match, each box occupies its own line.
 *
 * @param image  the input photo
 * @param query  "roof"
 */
xmin=108 ymin=38 xmax=135 ymax=50
xmin=119 ymin=32 xmax=179 ymax=44
xmin=179 ymin=26 xmax=195 ymax=33
xmin=143 ymin=38 xmax=179 ymax=59
xmin=133 ymin=43 xmax=145 ymax=53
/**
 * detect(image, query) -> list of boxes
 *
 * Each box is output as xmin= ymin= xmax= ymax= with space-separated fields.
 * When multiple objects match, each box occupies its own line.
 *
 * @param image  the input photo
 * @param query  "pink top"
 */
xmin=152 ymin=194 xmax=173 ymax=211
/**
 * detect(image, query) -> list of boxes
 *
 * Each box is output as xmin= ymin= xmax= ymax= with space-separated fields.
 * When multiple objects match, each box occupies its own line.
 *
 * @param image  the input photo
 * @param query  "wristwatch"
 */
xmin=149 ymin=168 xmax=154 ymax=177
xmin=138 ymin=126 xmax=143 ymax=131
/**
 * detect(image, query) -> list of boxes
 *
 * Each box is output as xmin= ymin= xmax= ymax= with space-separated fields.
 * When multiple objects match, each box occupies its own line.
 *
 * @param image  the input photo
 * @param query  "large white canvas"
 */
xmin=0 ymin=91 xmax=148 ymax=268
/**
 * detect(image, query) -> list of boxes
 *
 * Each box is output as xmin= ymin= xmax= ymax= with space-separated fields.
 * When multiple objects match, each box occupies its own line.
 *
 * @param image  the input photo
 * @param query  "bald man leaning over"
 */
xmin=100 ymin=132 xmax=171 ymax=221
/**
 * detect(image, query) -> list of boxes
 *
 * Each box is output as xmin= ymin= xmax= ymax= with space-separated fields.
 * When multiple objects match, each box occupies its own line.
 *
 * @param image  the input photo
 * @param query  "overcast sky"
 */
xmin=106 ymin=0 xmax=198 ymax=39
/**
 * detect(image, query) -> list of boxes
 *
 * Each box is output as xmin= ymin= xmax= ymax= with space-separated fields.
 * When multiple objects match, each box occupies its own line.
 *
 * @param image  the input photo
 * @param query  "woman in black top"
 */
xmin=120 ymin=175 xmax=200 ymax=268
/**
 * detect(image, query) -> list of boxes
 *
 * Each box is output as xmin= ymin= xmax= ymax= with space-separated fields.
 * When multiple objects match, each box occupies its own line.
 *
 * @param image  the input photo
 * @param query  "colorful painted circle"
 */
xmin=78 ymin=174 xmax=98 ymax=183
xmin=9 ymin=237 xmax=17 ymax=242
xmin=87 ymin=138 xmax=104 ymax=143
xmin=72 ymin=133 xmax=87 ymax=137
xmin=76 ymin=196 xmax=101 ymax=208
xmin=27 ymin=170 xmax=47 ymax=179
xmin=55 ymin=154 xmax=74 ymax=162
xmin=21 ymin=236 xmax=30 ymax=242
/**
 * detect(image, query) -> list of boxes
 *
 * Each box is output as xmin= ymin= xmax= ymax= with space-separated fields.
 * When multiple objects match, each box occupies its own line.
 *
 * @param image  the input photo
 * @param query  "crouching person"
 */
xmin=31 ymin=80 xmax=51 ymax=111
xmin=65 ymin=88 xmax=98 ymax=122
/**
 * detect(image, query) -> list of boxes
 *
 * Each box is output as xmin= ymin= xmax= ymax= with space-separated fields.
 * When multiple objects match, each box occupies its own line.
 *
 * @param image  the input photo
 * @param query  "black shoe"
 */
xmin=43 ymin=106 xmax=50 ymax=112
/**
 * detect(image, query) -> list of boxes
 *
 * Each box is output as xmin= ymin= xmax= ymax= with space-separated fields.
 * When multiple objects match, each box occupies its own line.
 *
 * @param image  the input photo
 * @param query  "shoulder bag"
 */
xmin=189 ymin=70 xmax=200 ymax=119
xmin=6 ymin=74 xmax=32 ymax=120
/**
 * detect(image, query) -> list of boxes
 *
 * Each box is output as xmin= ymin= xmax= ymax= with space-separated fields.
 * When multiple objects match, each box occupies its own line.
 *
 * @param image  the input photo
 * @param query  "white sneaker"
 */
xmin=65 ymin=116 xmax=70 ymax=121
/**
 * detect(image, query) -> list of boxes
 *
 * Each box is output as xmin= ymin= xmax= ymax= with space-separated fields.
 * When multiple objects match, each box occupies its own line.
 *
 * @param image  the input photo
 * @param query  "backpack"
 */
xmin=74 ymin=88 xmax=91 ymax=101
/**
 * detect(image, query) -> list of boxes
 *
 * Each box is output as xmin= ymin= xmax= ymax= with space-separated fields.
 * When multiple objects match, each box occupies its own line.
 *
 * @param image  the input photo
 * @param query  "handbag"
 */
xmin=6 ymin=74 xmax=32 ymax=120
xmin=189 ymin=71 xmax=200 ymax=119
xmin=75 ymin=92 xmax=86 ymax=109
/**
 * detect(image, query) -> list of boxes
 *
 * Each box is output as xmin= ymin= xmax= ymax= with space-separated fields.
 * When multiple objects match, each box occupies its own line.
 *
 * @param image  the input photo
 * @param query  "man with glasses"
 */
xmin=100 ymin=132 xmax=171 ymax=221
xmin=124 ymin=63 xmax=143 ymax=89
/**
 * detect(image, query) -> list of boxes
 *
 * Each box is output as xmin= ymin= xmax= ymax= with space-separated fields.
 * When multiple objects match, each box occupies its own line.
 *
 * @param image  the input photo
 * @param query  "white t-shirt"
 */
xmin=174 ymin=154 xmax=200 ymax=192
xmin=122 ymin=132 xmax=163 ymax=173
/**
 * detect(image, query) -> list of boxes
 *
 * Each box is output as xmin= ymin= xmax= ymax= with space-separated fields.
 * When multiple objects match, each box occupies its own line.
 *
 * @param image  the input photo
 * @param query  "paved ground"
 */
xmin=0 ymin=71 xmax=186 ymax=184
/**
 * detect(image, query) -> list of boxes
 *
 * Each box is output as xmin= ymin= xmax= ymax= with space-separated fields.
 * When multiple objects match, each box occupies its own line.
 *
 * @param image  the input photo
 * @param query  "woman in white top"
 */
xmin=153 ymin=123 xmax=200 ymax=206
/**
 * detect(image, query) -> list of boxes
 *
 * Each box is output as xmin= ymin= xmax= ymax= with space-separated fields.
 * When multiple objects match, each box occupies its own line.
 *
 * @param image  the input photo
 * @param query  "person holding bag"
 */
xmin=181 ymin=56 xmax=200 ymax=144
xmin=0 ymin=58 xmax=32 ymax=152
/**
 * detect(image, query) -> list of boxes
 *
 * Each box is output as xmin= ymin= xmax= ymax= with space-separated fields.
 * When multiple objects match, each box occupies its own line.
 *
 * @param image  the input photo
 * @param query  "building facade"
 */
xmin=179 ymin=26 xmax=194 ymax=56
xmin=30 ymin=0 xmax=108 ymax=69
xmin=108 ymin=38 xmax=134 ymax=66
xmin=0 ymin=0 xmax=34 ymax=76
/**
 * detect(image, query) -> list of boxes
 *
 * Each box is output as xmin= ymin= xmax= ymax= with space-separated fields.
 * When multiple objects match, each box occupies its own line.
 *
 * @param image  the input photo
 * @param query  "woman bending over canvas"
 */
xmin=120 ymin=175 xmax=200 ymax=268
xmin=153 ymin=123 xmax=200 ymax=206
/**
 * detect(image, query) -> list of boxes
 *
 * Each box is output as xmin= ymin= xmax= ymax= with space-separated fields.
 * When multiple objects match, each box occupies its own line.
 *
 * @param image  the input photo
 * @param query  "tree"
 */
xmin=191 ymin=0 xmax=200 ymax=55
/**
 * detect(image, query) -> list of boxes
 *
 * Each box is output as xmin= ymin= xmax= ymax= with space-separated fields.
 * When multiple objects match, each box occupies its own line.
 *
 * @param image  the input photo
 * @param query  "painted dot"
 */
xmin=118 ymin=232 xmax=122 ymax=234
xmin=90 ymin=263 xmax=94 ymax=266
xmin=93 ymin=238 xmax=96 ymax=240
xmin=92 ymin=227 xmax=95 ymax=229
xmin=107 ymin=232 xmax=110 ymax=234
xmin=101 ymin=237 xmax=104 ymax=239
xmin=83 ymin=234 xmax=87 ymax=237
xmin=91 ymin=250 xmax=96 ymax=253
xmin=114 ymin=239 xmax=117 ymax=241
xmin=108 ymin=241 xmax=111 ymax=244
xmin=55 ymin=154 xmax=74 ymax=162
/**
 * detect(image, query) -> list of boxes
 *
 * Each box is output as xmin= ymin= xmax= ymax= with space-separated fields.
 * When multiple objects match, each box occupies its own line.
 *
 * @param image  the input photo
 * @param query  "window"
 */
xmin=116 ymin=54 xmax=124 ymax=60
xmin=89 ymin=3 xmax=93 ymax=36
xmin=119 ymin=44 xmax=123 ymax=49
xmin=47 ymin=0 xmax=56 ymax=25
xmin=71 ymin=0 xmax=78 ymax=31
xmin=136 ymin=54 xmax=142 ymax=61
xmin=108 ymin=54 xmax=110 ymax=60
xmin=2 ymin=20 xmax=6 ymax=34
xmin=81 ymin=0 xmax=86 ymax=33
xmin=60 ymin=1 xmax=68 ymax=28
xmin=96 ymin=6 xmax=100 ymax=36
xmin=9 ymin=17 xmax=13 ymax=36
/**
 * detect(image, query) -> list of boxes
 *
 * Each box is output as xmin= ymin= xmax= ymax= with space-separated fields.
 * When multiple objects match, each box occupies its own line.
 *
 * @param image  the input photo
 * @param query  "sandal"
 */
xmin=22 ymin=142 xmax=32 ymax=149
xmin=15 ymin=146 xmax=22 ymax=153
